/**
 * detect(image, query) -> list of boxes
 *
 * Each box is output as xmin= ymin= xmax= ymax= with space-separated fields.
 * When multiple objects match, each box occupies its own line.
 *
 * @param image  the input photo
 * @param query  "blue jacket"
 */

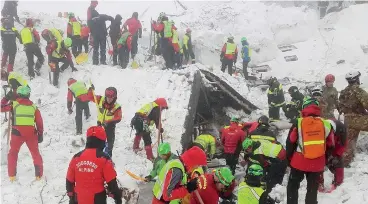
xmin=241 ymin=41 xmax=251 ymax=62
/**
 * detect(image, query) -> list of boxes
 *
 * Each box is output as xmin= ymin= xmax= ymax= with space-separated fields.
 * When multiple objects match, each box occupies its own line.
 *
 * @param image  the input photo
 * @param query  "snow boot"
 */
xmin=145 ymin=145 xmax=154 ymax=161
xmin=334 ymin=167 xmax=344 ymax=186
xmin=133 ymin=135 xmax=142 ymax=152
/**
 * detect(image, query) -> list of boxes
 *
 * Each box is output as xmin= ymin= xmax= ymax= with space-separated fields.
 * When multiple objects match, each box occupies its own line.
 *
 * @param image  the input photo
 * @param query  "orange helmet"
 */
xmin=154 ymin=98 xmax=168 ymax=109
xmin=86 ymin=126 xmax=106 ymax=141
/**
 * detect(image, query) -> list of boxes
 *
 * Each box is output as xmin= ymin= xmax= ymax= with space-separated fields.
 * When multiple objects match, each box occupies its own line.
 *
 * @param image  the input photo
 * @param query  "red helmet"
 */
xmin=26 ymin=18 xmax=33 ymax=27
xmin=105 ymin=87 xmax=117 ymax=98
xmin=154 ymin=98 xmax=168 ymax=109
xmin=86 ymin=126 xmax=106 ymax=141
xmin=325 ymin=74 xmax=335 ymax=83
xmin=1 ymin=69 xmax=8 ymax=81
xmin=67 ymin=78 xmax=77 ymax=86
xmin=186 ymin=28 xmax=192 ymax=33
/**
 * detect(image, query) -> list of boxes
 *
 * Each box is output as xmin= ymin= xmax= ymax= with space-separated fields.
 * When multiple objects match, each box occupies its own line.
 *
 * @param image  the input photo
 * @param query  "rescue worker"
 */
xmin=131 ymin=98 xmax=168 ymax=161
xmin=192 ymin=132 xmax=216 ymax=159
xmin=152 ymin=16 xmax=176 ymax=69
xmin=322 ymin=74 xmax=339 ymax=119
xmin=286 ymin=98 xmax=334 ymax=204
xmin=67 ymin=78 xmax=93 ymax=135
xmin=20 ymin=18 xmax=44 ymax=78
xmin=1 ymin=71 xmax=29 ymax=105
xmin=191 ymin=167 xmax=235 ymax=204
xmin=41 ymin=28 xmax=63 ymax=43
xmin=144 ymin=142 xmax=178 ymax=182
xmin=267 ymin=77 xmax=285 ymax=121
xmin=67 ymin=14 xmax=82 ymax=57
xmin=1 ymin=0 xmax=20 ymax=26
xmin=1 ymin=18 xmax=21 ymax=72
xmin=81 ymin=24 xmax=90 ymax=53
xmin=171 ymin=23 xmax=183 ymax=69
xmin=309 ymin=86 xmax=329 ymax=118
xmin=240 ymin=37 xmax=251 ymax=79
xmin=153 ymin=12 xmax=166 ymax=56
xmin=319 ymin=119 xmax=347 ymax=192
xmin=109 ymin=14 xmax=122 ymax=66
xmin=248 ymin=115 xmax=277 ymax=143
xmin=87 ymin=0 xmax=98 ymax=28
xmin=237 ymin=164 xmax=276 ymax=204
xmin=283 ymin=86 xmax=305 ymax=122
xmin=220 ymin=117 xmax=246 ymax=174
xmin=66 ymin=126 xmax=122 ymax=204
xmin=242 ymin=138 xmax=287 ymax=193
xmin=117 ymin=29 xmax=132 ymax=69
xmin=92 ymin=87 xmax=122 ymax=157
xmin=123 ymin=12 xmax=142 ymax=59
xmin=1 ymin=86 xmax=44 ymax=181
xmin=46 ymin=37 xmax=78 ymax=87
xmin=220 ymin=36 xmax=238 ymax=75
xmin=339 ymin=71 xmax=368 ymax=166
xmin=182 ymin=28 xmax=195 ymax=65
xmin=152 ymin=146 xmax=207 ymax=204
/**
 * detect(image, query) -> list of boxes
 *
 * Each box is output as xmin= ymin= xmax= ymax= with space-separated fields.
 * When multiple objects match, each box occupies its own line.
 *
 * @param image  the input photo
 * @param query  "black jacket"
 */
xmin=1 ymin=26 xmax=21 ymax=52
xmin=91 ymin=13 xmax=114 ymax=38
xmin=1 ymin=1 xmax=19 ymax=21
xmin=267 ymin=81 xmax=285 ymax=106
xmin=109 ymin=14 xmax=122 ymax=44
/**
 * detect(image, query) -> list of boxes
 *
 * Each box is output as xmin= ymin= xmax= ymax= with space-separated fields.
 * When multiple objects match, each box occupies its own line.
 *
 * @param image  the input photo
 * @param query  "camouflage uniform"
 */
xmin=322 ymin=85 xmax=339 ymax=119
xmin=338 ymin=84 xmax=368 ymax=166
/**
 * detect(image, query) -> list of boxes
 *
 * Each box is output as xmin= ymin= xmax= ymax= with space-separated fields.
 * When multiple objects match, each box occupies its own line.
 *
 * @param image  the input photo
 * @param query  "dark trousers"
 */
xmin=25 ymin=44 xmax=44 ymax=77
xmin=50 ymin=57 xmax=70 ymax=86
xmin=131 ymin=34 xmax=138 ymax=59
xmin=82 ymin=37 xmax=89 ymax=53
xmin=221 ymin=58 xmax=233 ymax=75
xmin=224 ymin=153 xmax=238 ymax=175
xmin=161 ymin=38 xmax=174 ymax=69
xmin=174 ymin=52 xmax=183 ymax=69
xmin=92 ymin=35 xmax=107 ymax=65
xmin=75 ymin=100 xmax=90 ymax=134
xmin=105 ymin=125 xmax=116 ymax=157
xmin=266 ymin=160 xmax=287 ymax=192
xmin=269 ymin=106 xmax=281 ymax=120
xmin=118 ymin=46 xmax=129 ymax=69
xmin=71 ymin=35 xmax=82 ymax=57
xmin=242 ymin=61 xmax=249 ymax=78
xmin=132 ymin=115 xmax=152 ymax=146
xmin=287 ymin=168 xmax=321 ymax=204
xmin=1 ymin=50 xmax=16 ymax=72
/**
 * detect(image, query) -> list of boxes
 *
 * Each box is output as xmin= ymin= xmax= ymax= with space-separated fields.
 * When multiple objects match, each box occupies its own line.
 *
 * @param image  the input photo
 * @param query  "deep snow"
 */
xmin=1 ymin=1 xmax=368 ymax=204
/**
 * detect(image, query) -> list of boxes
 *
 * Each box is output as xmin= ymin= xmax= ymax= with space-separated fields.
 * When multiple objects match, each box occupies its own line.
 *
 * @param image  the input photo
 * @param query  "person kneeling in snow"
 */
xmin=66 ymin=126 xmax=122 ymax=204
xmin=117 ymin=29 xmax=132 ymax=69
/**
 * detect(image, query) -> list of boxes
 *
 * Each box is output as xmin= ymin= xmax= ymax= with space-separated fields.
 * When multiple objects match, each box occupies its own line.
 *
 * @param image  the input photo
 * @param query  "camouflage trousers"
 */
xmin=343 ymin=115 xmax=368 ymax=166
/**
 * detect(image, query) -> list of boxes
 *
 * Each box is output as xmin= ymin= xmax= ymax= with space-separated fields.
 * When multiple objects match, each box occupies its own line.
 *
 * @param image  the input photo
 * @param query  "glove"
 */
xmin=68 ymin=108 xmax=73 ymax=115
xmin=160 ymin=128 xmax=164 ymax=133
xmin=144 ymin=175 xmax=152 ymax=182
xmin=90 ymin=84 xmax=95 ymax=90
xmin=37 ymin=132 xmax=43 ymax=143
xmin=186 ymin=178 xmax=198 ymax=193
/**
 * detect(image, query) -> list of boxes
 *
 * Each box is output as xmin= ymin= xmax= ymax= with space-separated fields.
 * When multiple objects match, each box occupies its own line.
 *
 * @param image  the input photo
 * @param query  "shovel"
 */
xmin=76 ymin=53 xmax=89 ymax=65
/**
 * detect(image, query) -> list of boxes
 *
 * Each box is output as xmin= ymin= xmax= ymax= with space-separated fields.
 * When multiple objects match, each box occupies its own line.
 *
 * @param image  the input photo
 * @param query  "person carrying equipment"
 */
xmin=145 ymin=142 xmax=178 ymax=182
xmin=131 ymin=98 xmax=168 ymax=161
xmin=91 ymin=87 xmax=122 ymax=157
xmin=1 ymin=17 xmax=21 ymax=72
xmin=266 ymin=77 xmax=285 ymax=121
xmin=67 ymin=78 xmax=93 ymax=135
xmin=286 ymin=99 xmax=334 ymax=204
xmin=237 ymin=164 xmax=276 ymax=204
xmin=117 ymin=29 xmax=132 ymax=69
xmin=220 ymin=36 xmax=238 ymax=75
xmin=66 ymin=126 xmax=122 ymax=204
xmin=1 ymin=86 xmax=44 ymax=181
xmin=240 ymin=37 xmax=251 ymax=79
xmin=182 ymin=28 xmax=195 ymax=65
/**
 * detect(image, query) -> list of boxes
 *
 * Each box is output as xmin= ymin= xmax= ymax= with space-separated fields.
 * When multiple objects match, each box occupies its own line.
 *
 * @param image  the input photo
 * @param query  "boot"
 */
xmin=7 ymin=64 xmax=13 ymax=72
xmin=133 ymin=135 xmax=142 ymax=151
xmin=334 ymin=168 xmax=344 ymax=186
xmin=145 ymin=145 xmax=154 ymax=161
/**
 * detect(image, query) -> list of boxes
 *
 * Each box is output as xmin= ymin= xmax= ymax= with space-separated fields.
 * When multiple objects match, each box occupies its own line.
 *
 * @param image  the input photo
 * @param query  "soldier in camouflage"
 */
xmin=338 ymin=71 xmax=368 ymax=166
xmin=309 ymin=86 xmax=329 ymax=118
xmin=322 ymin=74 xmax=340 ymax=119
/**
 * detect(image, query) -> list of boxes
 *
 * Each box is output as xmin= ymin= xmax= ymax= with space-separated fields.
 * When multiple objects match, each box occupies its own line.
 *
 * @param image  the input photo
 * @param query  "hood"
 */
xmin=301 ymin=105 xmax=321 ymax=117
xmin=115 ymin=14 xmax=122 ymax=22
xmin=180 ymin=146 xmax=207 ymax=172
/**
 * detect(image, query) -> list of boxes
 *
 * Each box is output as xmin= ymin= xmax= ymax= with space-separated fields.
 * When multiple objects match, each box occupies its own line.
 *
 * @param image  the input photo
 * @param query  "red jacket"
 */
xmin=92 ymin=95 xmax=122 ymax=124
xmin=242 ymin=122 xmax=259 ymax=134
xmin=221 ymin=43 xmax=238 ymax=60
xmin=81 ymin=26 xmax=90 ymax=38
xmin=123 ymin=17 xmax=142 ymax=35
xmin=190 ymin=174 xmax=235 ymax=204
xmin=220 ymin=123 xmax=246 ymax=154
xmin=330 ymin=119 xmax=347 ymax=157
xmin=152 ymin=22 xmax=177 ymax=39
xmin=117 ymin=33 xmax=132 ymax=51
xmin=286 ymin=105 xmax=334 ymax=172
xmin=66 ymin=148 xmax=117 ymax=204
xmin=46 ymin=40 xmax=74 ymax=64
xmin=1 ymin=98 xmax=43 ymax=136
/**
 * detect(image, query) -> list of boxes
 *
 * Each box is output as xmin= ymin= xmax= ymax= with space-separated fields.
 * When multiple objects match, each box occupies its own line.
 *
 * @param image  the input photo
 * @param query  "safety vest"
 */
xmin=193 ymin=134 xmax=216 ymax=155
xmin=68 ymin=82 xmax=88 ymax=98
xmin=153 ymin=159 xmax=187 ymax=203
xmin=253 ymin=140 xmax=282 ymax=160
xmin=20 ymin=27 xmax=35 ymax=45
xmin=250 ymin=135 xmax=276 ymax=143
xmin=52 ymin=40 xmax=64 ymax=58
xmin=137 ymin=102 xmax=158 ymax=117
xmin=0 ymin=27 xmax=17 ymax=32
xmin=241 ymin=45 xmax=252 ymax=58
xmin=182 ymin=34 xmax=189 ymax=49
xmin=49 ymin=28 xmax=63 ymax=42
xmin=297 ymin=117 xmax=331 ymax=159
xmin=12 ymin=101 xmax=37 ymax=126
xmin=172 ymin=29 xmax=179 ymax=44
xmin=97 ymin=96 xmax=121 ymax=123
xmin=163 ymin=21 xmax=173 ymax=38
xmin=225 ymin=43 xmax=236 ymax=55
xmin=8 ymin=72 xmax=28 ymax=87
xmin=69 ymin=21 xmax=81 ymax=36
xmin=237 ymin=182 xmax=264 ymax=204
xmin=117 ymin=32 xmax=130 ymax=46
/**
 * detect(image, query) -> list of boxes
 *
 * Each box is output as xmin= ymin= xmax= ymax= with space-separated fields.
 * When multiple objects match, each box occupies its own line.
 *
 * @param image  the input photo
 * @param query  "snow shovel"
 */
xmin=125 ymin=170 xmax=146 ymax=182
xmin=131 ymin=60 xmax=139 ymax=69
xmin=76 ymin=53 xmax=88 ymax=65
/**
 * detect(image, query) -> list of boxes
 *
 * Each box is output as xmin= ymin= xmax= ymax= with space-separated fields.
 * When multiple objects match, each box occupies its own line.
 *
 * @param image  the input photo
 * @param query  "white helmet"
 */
xmin=311 ymin=86 xmax=322 ymax=97
xmin=345 ymin=71 xmax=361 ymax=83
